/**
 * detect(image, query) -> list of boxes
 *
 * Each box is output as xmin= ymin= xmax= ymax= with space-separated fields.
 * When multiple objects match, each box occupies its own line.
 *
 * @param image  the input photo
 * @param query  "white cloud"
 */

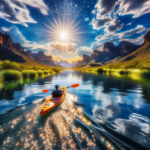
xmin=105 ymin=19 xmax=124 ymax=33
xmin=92 ymin=18 xmax=111 ymax=30
xmin=75 ymin=46 xmax=93 ymax=54
xmin=1 ymin=26 xmax=29 ymax=44
xmin=126 ymin=23 xmax=132 ymax=26
xmin=94 ymin=25 xmax=148 ymax=48
xmin=85 ymin=17 xmax=89 ymax=21
xmin=119 ymin=0 xmax=150 ymax=18
xmin=95 ymin=0 xmax=119 ymax=18
xmin=0 ymin=0 xmax=49 ymax=27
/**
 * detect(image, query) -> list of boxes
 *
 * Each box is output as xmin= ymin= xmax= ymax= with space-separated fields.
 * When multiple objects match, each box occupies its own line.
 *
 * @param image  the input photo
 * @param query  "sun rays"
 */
xmin=43 ymin=0 xmax=84 ymax=48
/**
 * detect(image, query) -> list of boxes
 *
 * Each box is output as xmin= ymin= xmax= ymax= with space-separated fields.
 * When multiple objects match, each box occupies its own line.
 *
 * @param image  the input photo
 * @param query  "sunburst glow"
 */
xmin=43 ymin=4 xmax=84 ymax=48
xmin=61 ymin=32 xmax=67 ymax=40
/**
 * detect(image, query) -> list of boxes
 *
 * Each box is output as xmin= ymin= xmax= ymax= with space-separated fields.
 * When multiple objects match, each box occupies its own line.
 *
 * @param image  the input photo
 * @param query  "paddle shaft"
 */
xmin=42 ymin=84 xmax=79 ymax=93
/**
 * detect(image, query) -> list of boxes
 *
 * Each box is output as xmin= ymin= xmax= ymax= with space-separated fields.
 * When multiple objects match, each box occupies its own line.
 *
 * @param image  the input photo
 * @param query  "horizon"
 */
xmin=0 ymin=0 xmax=150 ymax=63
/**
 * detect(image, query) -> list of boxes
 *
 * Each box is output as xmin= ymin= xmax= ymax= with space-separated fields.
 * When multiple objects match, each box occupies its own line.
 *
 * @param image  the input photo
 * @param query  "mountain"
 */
xmin=25 ymin=50 xmax=62 ymax=68
xmin=0 ymin=32 xmax=26 ymax=55
xmin=0 ymin=43 xmax=51 ymax=67
xmin=144 ymin=30 xmax=150 ymax=45
xmin=75 ymin=41 xmax=142 ymax=68
xmin=55 ymin=60 xmax=79 ymax=68
xmin=0 ymin=32 xmax=62 ymax=68
xmin=80 ymin=30 xmax=150 ymax=69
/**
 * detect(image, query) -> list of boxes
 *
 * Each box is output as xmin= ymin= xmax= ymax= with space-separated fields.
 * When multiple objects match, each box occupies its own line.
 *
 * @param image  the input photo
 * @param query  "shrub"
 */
xmin=22 ymin=70 xmax=38 ymax=79
xmin=44 ymin=70 xmax=49 ymax=75
xmin=97 ymin=68 xmax=104 ymax=73
xmin=119 ymin=70 xmax=130 ymax=75
xmin=0 ymin=72 xmax=3 ymax=84
xmin=141 ymin=70 xmax=150 ymax=78
xmin=0 ymin=65 xmax=2 ymax=71
xmin=1 ymin=60 xmax=21 ymax=70
xmin=2 ymin=70 xmax=22 ymax=81
xmin=28 ymin=70 xmax=38 ymax=78
xmin=37 ymin=70 xmax=44 ymax=77
xmin=52 ymin=67 xmax=61 ymax=73
xmin=22 ymin=70 xmax=30 ymax=79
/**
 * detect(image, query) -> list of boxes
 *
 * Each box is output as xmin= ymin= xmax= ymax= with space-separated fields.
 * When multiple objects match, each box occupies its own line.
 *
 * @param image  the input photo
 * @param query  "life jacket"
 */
xmin=52 ymin=90 xmax=62 ymax=97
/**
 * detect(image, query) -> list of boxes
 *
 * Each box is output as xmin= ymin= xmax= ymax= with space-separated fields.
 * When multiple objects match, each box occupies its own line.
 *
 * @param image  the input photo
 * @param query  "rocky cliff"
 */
xmin=144 ymin=30 xmax=150 ymax=45
xmin=25 ymin=50 xmax=61 ymax=67
xmin=0 ymin=32 xmax=25 ymax=53
xmin=76 ymin=41 xmax=142 ymax=68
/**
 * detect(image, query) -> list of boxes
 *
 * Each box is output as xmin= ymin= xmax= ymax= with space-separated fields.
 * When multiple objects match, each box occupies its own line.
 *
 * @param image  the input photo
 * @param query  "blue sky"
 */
xmin=0 ymin=0 xmax=150 ymax=62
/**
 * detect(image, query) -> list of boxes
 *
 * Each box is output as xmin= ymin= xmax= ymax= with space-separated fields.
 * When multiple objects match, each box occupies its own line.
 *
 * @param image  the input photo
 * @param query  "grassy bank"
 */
xmin=74 ymin=66 xmax=150 ymax=79
xmin=0 ymin=60 xmax=61 ymax=72
xmin=0 ymin=69 xmax=60 ymax=83
xmin=0 ymin=60 xmax=61 ymax=82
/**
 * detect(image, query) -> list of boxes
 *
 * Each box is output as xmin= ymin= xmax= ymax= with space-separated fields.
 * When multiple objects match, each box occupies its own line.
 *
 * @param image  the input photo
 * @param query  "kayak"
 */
xmin=40 ymin=86 xmax=66 ymax=117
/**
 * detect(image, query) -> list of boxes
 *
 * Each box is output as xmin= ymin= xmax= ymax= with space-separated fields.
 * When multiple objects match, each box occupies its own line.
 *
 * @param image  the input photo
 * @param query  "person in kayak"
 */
xmin=51 ymin=85 xmax=63 ymax=97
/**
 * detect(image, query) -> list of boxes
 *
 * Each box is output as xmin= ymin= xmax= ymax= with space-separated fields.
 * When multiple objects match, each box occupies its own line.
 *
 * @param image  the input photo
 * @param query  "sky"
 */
xmin=0 ymin=0 xmax=150 ymax=63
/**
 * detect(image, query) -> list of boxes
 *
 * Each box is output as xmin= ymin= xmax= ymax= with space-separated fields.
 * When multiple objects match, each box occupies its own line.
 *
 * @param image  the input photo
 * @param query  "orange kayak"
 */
xmin=40 ymin=86 xmax=66 ymax=117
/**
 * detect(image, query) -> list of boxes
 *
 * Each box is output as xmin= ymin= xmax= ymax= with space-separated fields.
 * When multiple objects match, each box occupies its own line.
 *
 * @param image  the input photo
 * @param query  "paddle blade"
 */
xmin=71 ymin=84 xmax=79 ymax=88
xmin=42 ymin=89 xmax=49 ymax=93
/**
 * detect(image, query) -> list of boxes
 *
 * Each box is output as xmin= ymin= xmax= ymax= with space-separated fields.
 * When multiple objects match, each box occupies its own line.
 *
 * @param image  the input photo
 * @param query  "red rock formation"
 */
xmin=3 ymin=33 xmax=13 ymax=49
xmin=144 ymin=30 xmax=150 ymax=45
xmin=45 ymin=56 xmax=52 ymax=61
xmin=26 ymin=50 xmax=54 ymax=64
xmin=26 ymin=50 xmax=34 ymax=59
xmin=91 ymin=50 xmax=102 ymax=57
xmin=0 ymin=32 xmax=3 ymax=44
xmin=34 ymin=51 xmax=46 ymax=60
xmin=12 ymin=43 xmax=24 ymax=53
xmin=83 ymin=54 xmax=90 ymax=60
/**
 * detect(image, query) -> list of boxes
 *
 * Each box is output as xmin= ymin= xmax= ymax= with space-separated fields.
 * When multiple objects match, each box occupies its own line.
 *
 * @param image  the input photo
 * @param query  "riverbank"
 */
xmin=0 ymin=69 xmax=59 ymax=83
xmin=74 ymin=67 xmax=150 ymax=78
xmin=0 ymin=60 xmax=61 ymax=83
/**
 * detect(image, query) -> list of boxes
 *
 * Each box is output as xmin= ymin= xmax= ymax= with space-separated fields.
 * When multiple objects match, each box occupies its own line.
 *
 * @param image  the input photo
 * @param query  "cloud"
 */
xmin=0 ymin=0 xmax=49 ymax=27
xmin=85 ymin=17 xmax=89 ymax=21
xmin=119 ymin=0 xmax=150 ymax=18
xmin=51 ymin=43 xmax=75 ymax=53
xmin=95 ymin=0 xmax=119 ymax=17
xmin=92 ymin=25 xmax=148 ymax=50
xmin=120 ymin=25 xmax=147 ymax=38
xmin=105 ymin=19 xmax=124 ymax=33
xmin=91 ymin=42 xmax=103 ymax=50
xmin=1 ymin=26 xmax=29 ymax=44
xmin=53 ymin=56 xmax=63 ymax=62
xmin=74 ymin=46 xmax=93 ymax=57
xmin=75 ymin=46 xmax=93 ymax=53
xmin=92 ymin=18 xmax=111 ymax=29
xmin=126 ymin=23 xmax=132 ymax=26
xmin=96 ymin=25 xmax=147 ymax=42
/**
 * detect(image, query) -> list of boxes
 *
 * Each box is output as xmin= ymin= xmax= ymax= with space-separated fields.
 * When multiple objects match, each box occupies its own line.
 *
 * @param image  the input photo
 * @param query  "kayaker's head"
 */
xmin=55 ymin=84 xmax=59 ymax=90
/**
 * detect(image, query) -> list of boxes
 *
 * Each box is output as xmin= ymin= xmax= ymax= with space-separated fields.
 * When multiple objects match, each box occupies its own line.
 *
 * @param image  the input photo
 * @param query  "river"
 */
xmin=0 ymin=70 xmax=150 ymax=150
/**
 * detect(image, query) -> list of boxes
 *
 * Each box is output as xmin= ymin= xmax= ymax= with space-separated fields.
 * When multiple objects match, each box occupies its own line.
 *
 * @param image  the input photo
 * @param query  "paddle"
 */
xmin=42 ymin=84 xmax=79 ymax=93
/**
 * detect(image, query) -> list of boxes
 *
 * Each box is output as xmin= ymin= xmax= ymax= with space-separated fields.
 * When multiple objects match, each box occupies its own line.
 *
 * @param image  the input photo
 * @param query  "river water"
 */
xmin=0 ymin=70 xmax=150 ymax=150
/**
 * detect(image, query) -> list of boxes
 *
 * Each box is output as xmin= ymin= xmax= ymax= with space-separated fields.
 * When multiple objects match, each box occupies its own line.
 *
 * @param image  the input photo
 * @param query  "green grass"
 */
xmin=2 ymin=70 xmax=22 ymax=81
xmin=4 ymin=81 xmax=22 ymax=89
xmin=22 ymin=70 xmax=37 ymax=79
xmin=0 ymin=60 xmax=62 ymax=73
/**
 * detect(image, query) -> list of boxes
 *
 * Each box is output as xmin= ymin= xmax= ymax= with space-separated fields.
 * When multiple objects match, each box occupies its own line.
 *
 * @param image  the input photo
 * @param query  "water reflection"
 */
xmin=0 ymin=70 xmax=150 ymax=149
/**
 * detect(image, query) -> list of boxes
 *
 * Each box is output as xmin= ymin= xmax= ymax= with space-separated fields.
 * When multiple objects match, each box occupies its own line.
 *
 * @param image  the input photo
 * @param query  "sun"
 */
xmin=60 ymin=32 xmax=67 ymax=40
xmin=43 ymin=4 xmax=84 ymax=45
